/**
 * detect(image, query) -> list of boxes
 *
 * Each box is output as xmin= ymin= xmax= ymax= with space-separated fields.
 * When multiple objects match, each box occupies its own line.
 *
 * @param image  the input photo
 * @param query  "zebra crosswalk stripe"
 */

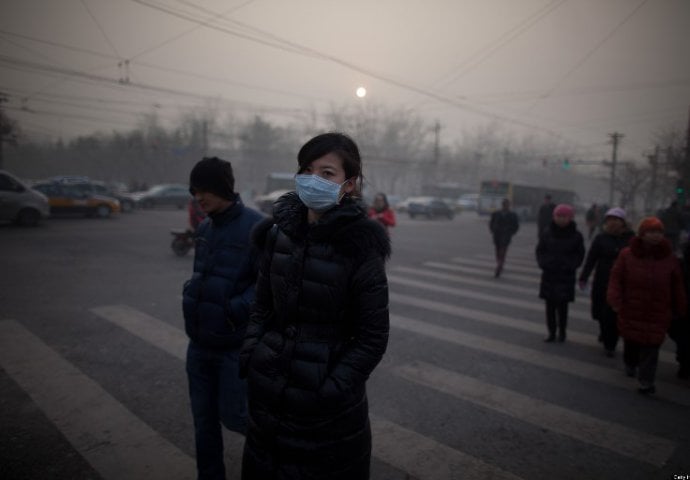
xmin=424 ymin=261 xmax=540 ymax=285
xmin=393 ymin=361 xmax=675 ymax=467
xmin=0 ymin=319 xmax=196 ymax=480
xmin=391 ymin=314 xmax=690 ymax=407
xmin=395 ymin=265 xmax=589 ymax=307
xmin=389 ymin=274 xmax=594 ymax=322
xmin=370 ymin=415 xmax=524 ymax=480
xmin=452 ymin=256 xmax=541 ymax=275
xmin=90 ymin=305 xmax=527 ymax=480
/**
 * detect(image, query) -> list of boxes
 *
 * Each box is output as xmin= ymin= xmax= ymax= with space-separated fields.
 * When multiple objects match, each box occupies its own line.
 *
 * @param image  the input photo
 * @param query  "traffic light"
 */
xmin=562 ymin=158 xmax=571 ymax=170
xmin=677 ymin=179 xmax=686 ymax=203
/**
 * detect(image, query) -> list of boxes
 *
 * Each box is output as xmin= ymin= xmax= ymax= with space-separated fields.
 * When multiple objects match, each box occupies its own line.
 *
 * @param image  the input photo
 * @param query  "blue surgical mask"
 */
xmin=295 ymin=174 xmax=348 ymax=212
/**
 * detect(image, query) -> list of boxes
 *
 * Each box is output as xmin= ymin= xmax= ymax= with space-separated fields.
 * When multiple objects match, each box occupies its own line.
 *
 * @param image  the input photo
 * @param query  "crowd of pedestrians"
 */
xmin=533 ymin=201 xmax=690 ymax=395
xmin=491 ymin=195 xmax=689 ymax=397
xmin=176 ymin=133 xmax=689 ymax=478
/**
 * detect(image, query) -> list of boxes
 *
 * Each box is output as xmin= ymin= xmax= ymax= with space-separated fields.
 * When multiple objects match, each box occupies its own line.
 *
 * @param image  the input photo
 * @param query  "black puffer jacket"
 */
xmin=578 ymin=229 xmax=634 ymax=320
xmin=240 ymin=192 xmax=390 ymax=480
xmin=536 ymin=221 xmax=585 ymax=302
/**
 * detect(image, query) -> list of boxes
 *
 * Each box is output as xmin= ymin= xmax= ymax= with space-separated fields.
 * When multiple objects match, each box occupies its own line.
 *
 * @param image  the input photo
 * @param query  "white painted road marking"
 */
xmin=371 ymin=416 xmax=525 ymax=480
xmin=389 ymin=274 xmax=674 ymax=365
xmin=394 ymin=361 xmax=675 ymax=467
xmin=0 ymin=319 xmax=196 ymax=480
xmin=391 ymin=314 xmax=690 ymax=407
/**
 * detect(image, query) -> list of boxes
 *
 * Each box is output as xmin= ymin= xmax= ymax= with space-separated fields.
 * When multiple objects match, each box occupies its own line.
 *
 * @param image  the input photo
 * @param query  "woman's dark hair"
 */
xmin=297 ymin=132 xmax=363 ymax=196
xmin=374 ymin=193 xmax=389 ymax=209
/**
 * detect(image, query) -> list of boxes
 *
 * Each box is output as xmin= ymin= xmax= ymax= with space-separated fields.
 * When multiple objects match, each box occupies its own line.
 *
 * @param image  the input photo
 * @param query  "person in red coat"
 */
xmin=607 ymin=216 xmax=687 ymax=394
xmin=368 ymin=192 xmax=396 ymax=234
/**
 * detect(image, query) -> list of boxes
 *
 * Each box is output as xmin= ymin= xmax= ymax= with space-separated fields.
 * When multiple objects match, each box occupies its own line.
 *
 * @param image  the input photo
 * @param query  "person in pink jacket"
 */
xmin=607 ymin=216 xmax=687 ymax=394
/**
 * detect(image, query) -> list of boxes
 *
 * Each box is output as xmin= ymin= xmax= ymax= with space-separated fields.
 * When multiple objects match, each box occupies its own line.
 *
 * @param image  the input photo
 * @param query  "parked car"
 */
xmin=89 ymin=181 xmax=137 ymax=213
xmin=131 ymin=184 xmax=190 ymax=209
xmin=254 ymin=189 xmax=290 ymax=215
xmin=408 ymin=197 xmax=455 ymax=220
xmin=456 ymin=193 xmax=480 ymax=212
xmin=32 ymin=180 xmax=120 ymax=218
xmin=49 ymin=176 xmax=136 ymax=213
xmin=0 ymin=170 xmax=50 ymax=226
xmin=397 ymin=196 xmax=432 ymax=213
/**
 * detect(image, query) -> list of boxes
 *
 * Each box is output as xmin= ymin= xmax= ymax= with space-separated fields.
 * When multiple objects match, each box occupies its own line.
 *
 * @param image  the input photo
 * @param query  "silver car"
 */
xmin=0 ymin=170 xmax=50 ymax=226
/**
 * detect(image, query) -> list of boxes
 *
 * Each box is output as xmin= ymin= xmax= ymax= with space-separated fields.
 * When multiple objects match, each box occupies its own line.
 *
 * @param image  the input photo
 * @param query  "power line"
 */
xmin=79 ymin=0 xmax=122 ymax=59
xmin=529 ymin=0 xmax=651 ymax=107
xmin=130 ymin=0 xmax=579 ymax=143
xmin=434 ymin=0 xmax=568 ymax=90
xmin=459 ymin=77 xmax=690 ymax=104
xmin=0 ymin=29 xmax=331 ymax=104
xmin=0 ymin=54 xmax=313 ymax=122
xmin=129 ymin=0 xmax=256 ymax=61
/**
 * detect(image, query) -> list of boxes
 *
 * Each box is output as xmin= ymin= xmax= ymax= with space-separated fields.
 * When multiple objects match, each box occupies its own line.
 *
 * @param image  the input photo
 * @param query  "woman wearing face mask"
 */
xmin=607 ymin=217 xmax=686 ymax=394
xmin=239 ymin=132 xmax=390 ymax=479
xmin=536 ymin=204 xmax=585 ymax=343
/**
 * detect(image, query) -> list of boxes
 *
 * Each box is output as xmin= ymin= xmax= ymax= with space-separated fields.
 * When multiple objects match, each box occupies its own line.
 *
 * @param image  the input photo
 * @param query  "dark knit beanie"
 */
xmin=189 ymin=157 xmax=235 ymax=200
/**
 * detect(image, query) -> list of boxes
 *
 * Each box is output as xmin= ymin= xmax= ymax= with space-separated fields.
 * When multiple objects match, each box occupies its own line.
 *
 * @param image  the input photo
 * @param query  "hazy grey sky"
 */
xmin=1 ymin=0 xmax=688 ymax=161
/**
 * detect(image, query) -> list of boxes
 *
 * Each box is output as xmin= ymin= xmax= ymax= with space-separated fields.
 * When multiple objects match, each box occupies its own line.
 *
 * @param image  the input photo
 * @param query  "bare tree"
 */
xmin=0 ymin=101 xmax=20 ymax=170
xmin=613 ymin=160 xmax=649 ymax=214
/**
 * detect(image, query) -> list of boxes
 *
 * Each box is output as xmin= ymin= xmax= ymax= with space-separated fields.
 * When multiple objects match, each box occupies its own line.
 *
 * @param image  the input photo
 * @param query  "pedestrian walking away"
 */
xmin=659 ymin=200 xmax=685 ymax=255
xmin=182 ymin=157 xmax=264 ymax=480
xmin=537 ymin=194 xmax=555 ymax=239
xmin=585 ymin=203 xmax=601 ymax=241
xmin=489 ymin=198 xmax=519 ymax=278
xmin=578 ymin=207 xmax=634 ymax=357
xmin=536 ymin=204 xmax=585 ymax=343
xmin=607 ymin=216 xmax=686 ymax=395
xmin=239 ymin=132 xmax=391 ymax=480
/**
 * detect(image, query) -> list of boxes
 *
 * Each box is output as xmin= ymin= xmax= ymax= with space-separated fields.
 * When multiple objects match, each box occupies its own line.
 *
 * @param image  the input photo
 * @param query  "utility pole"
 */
xmin=432 ymin=120 xmax=441 ymax=165
xmin=0 ymin=93 xmax=10 ymax=171
xmin=607 ymin=132 xmax=624 ymax=206
xmin=646 ymin=145 xmax=659 ymax=212
xmin=202 ymin=119 xmax=208 ymax=157
xmin=685 ymin=105 xmax=690 ymax=178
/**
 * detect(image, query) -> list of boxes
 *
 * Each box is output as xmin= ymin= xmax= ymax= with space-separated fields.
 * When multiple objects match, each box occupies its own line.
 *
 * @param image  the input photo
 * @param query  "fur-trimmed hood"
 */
xmin=251 ymin=191 xmax=391 ymax=260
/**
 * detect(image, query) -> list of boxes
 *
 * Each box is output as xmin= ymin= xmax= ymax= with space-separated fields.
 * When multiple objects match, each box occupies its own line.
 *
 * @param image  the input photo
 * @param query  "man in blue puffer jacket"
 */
xmin=182 ymin=156 xmax=263 ymax=480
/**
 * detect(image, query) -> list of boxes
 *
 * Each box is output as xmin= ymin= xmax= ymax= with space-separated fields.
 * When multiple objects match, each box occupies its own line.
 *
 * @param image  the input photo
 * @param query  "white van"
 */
xmin=0 ymin=170 xmax=50 ymax=226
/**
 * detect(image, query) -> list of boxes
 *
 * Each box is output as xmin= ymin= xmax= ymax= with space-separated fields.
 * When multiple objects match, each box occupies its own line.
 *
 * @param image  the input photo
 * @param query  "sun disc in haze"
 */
xmin=356 ymin=87 xmax=367 ymax=98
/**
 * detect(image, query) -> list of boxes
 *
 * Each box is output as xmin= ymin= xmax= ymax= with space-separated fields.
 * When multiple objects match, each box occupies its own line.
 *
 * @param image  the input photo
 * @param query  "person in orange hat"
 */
xmin=607 ymin=216 xmax=687 ymax=394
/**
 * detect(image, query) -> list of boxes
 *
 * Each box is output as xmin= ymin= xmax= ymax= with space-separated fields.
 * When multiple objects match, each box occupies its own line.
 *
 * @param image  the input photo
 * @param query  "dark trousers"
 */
xmin=495 ymin=244 xmax=508 ymax=265
xmin=546 ymin=300 xmax=569 ymax=339
xmin=494 ymin=244 xmax=509 ymax=277
xmin=623 ymin=340 xmax=660 ymax=388
xmin=668 ymin=317 xmax=690 ymax=373
xmin=599 ymin=305 xmax=619 ymax=352
xmin=187 ymin=341 xmax=247 ymax=480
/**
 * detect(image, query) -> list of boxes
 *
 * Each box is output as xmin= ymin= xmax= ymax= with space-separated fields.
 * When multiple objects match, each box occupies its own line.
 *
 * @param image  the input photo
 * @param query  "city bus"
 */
xmin=478 ymin=180 xmax=577 ymax=220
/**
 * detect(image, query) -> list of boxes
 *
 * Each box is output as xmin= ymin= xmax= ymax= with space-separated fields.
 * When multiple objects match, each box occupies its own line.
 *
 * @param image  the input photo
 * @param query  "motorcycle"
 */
xmin=170 ymin=229 xmax=195 ymax=256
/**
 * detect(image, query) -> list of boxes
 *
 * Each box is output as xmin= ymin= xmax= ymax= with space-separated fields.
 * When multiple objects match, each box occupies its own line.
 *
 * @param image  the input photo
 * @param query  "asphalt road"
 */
xmin=1 ymin=207 xmax=689 ymax=480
